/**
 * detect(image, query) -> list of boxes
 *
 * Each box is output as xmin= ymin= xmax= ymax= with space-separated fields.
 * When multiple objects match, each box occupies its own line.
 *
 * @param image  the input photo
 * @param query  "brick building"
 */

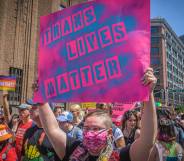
xmin=0 ymin=0 xmax=86 ymax=106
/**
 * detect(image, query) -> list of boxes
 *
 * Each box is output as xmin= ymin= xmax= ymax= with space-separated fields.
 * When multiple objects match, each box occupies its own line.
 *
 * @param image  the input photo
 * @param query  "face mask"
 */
xmin=83 ymin=129 xmax=108 ymax=154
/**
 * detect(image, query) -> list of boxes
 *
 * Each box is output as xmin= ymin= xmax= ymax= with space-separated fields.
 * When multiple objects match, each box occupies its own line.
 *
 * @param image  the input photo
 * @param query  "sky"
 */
xmin=151 ymin=0 xmax=184 ymax=36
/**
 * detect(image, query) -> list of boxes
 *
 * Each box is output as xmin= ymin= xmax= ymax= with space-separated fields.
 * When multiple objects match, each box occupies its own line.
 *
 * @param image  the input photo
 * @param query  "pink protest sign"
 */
xmin=112 ymin=103 xmax=135 ymax=124
xmin=34 ymin=0 xmax=150 ymax=103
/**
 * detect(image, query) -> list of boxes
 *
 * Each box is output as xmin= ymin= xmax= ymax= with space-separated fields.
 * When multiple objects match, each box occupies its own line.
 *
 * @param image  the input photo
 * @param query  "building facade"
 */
xmin=0 ymin=0 xmax=86 ymax=106
xmin=151 ymin=18 xmax=184 ymax=106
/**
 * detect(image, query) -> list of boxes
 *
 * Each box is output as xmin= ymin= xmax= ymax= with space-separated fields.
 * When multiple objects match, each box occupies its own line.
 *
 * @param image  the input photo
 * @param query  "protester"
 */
xmin=0 ymin=109 xmax=5 ymax=125
xmin=8 ymin=114 xmax=19 ymax=134
xmin=148 ymin=114 xmax=184 ymax=161
xmin=158 ymin=108 xmax=184 ymax=149
xmin=2 ymin=91 xmax=11 ymax=124
xmin=0 ymin=123 xmax=17 ymax=161
xmin=121 ymin=110 xmax=140 ymax=146
xmin=69 ymin=104 xmax=82 ymax=126
xmin=21 ymin=99 xmax=60 ymax=161
xmin=96 ymin=103 xmax=126 ymax=150
xmin=57 ymin=111 xmax=83 ymax=141
xmin=174 ymin=113 xmax=184 ymax=149
xmin=15 ymin=103 xmax=33 ymax=160
xmin=38 ymin=68 xmax=157 ymax=161
xmin=53 ymin=106 xmax=62 ymax=118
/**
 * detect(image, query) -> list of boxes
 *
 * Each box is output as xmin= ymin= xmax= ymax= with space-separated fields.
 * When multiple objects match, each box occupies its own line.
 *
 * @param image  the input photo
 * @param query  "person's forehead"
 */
xmin=55 ymin=107 xmax=61 ymax=111
xmin=30 ymin=106 xmax=38 ymax=110
xmin=19 ymin=108 xmax=29 ymax=112
xmin=128 ymin=115 xmax=136 ymax=120
xmin=84 ymin=116 xmax=106 ymax=128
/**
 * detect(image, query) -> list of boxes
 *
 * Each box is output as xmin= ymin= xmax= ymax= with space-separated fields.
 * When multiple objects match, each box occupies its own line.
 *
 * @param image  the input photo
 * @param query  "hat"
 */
xmin=26 ymin=99 xmax=39 ymax=106
xmin=0 ymin=124 xmax=12 ymax=142
xmin=18 ymin=103 xmax=30 ymax=110
xmin=57 ymin=111 xmax=73 ymax=122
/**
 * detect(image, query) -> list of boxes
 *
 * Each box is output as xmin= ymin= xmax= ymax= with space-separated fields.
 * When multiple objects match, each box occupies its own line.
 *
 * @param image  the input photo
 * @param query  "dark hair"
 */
xmin=121 ymin=110 xmax=138 ymax=131
xmin=181 ymin=114 xmax=184 ymax=120
xmin=156 ymin=108 xmax=171 ymax=120
xmin=158 ymin=118 xmax=176 ymax=141
xmin=8 ymin=114 xmax=19 ymax=129
xmin=53 ymin=106 xmax=61 ymax=113
xmin=84 ymin=110 xmax=112 ymax=129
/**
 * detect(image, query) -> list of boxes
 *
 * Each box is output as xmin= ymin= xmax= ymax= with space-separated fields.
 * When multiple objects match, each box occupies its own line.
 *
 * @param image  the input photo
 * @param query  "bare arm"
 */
xmin=134 ymin=129 xmax=140 ymax=140
xmin=115 ymin=137 xmax=126 ymax=149
xmin=2 ymin=91 xmax=11 ymax=123
xmin=130 ymin=68 xmax=158 ymax=161
xmin=39 ymin=103 xmax=67 ymax=160
xmin=148 ymin=145 xmax=158 ymax=161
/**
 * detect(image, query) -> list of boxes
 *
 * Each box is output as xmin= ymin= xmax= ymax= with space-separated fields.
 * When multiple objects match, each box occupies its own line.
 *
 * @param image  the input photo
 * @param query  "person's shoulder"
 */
xmin=175 ymin=142 xmax=183 ymax=152
xmin=24 ymin=124 xmax=38 ymax=138
xmin=114 ymin=127 xmax=123 ymax=139
xmin=134 ymin=129 xmax=141 ymax=137
xmin=72 ymin=126 xmax=82 ymax=135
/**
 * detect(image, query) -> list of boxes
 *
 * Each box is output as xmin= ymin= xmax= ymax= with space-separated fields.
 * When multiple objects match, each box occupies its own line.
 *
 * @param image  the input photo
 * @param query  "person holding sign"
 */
xmin=38 ymin=68 xmax=157 ymax=161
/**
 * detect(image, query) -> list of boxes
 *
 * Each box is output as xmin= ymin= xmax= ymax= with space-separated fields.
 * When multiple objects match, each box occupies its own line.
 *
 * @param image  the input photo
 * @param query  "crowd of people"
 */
xmin=0 ymin=68 xmax=183 ymax=161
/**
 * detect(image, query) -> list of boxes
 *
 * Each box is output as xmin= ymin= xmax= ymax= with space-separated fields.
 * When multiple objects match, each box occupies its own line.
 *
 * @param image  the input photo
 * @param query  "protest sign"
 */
xmin=34 ymin=0 xmax=150 ymax=103
xmin=81 ymin=102 xmax=96 ymax=110
xmin=112 ymin=103 xmax=135 ymax=124
xmin=0 ymin=76 xmax=16 ymax=91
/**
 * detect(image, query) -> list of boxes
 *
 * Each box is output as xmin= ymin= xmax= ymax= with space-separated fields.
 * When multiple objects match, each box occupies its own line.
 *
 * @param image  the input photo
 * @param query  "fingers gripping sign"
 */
xmin=142 ymin=68 xmax=157 ymax=93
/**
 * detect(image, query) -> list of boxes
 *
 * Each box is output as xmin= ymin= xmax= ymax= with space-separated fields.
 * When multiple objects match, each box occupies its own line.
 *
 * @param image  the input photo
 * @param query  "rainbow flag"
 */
xmin=0 ymin=76 xmax=16 ymax=91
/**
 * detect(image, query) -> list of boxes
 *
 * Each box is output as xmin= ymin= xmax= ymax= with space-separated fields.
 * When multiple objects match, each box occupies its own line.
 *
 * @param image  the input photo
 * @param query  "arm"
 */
xmin=134 ymin=129 xmax=140 ymax=140
xmin=39 ymin=103 xmax=67 ymax=160
xmin=115 ymin=137 xmax=126 ymax=149
xmin=148 ymin=145 xmax=158 ymax=161
xmin=114 ymin=127 xmax=126 ymax=149
xmin=176 ymin=143 xmax=184 ymax=161
xmin=130 ymin=68 xmax=158 ymax=161
xmin=2 ymin=91 xmax=11 ymax=123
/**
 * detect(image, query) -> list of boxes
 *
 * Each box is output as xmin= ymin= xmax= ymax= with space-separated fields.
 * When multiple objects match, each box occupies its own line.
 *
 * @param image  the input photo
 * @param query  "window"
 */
xmin=151 ymin=47 xmax=159 ymax=55
xmin=9 ymin=67 xmax=23 ymax=106
xmin=151 ymin=58 xmax=160 ymax=65
xmin=166 ymin=32 xmax=171 ymax=39
xmin=151 ymin=26 xmax=159 ymax=33
xmin=167 ymin=43 xmax=171 ymax=51
xmin=151 ymin=37 xmax=160 ymax=43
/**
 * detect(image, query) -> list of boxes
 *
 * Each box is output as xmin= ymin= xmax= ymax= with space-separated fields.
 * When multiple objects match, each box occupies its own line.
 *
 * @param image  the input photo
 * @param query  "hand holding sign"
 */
xmin=142 ymin=68 xmax=157 ymax=93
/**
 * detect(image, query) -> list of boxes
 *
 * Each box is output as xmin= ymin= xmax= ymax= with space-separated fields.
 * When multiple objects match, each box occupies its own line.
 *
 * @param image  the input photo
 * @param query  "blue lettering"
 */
xmin=95 ymin=64 xmax=104 ymax=80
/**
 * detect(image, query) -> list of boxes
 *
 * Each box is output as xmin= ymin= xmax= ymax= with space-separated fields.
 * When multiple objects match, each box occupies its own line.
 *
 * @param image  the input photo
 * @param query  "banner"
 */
xmin=34 ymin=0 xmax=150 ymax=103
xmin=0 ymin=76 xmax=16 ymax=91
xmin=112 ymin=103 xmax=135 ymax=124
xmin=81 ymin=102 xmax=96 ymax=109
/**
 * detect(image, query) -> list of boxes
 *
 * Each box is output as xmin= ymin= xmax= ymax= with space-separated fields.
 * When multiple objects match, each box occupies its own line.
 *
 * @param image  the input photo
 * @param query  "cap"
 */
xmin=56 ymin=111 xmax=73 ymax=122
xmin=0 ymin=124 xmax=12 ymax=142
xmin=26 ymin=99 xmax=39 ymax=106
xmin=18 ymin=103 xmax=30 ymax=110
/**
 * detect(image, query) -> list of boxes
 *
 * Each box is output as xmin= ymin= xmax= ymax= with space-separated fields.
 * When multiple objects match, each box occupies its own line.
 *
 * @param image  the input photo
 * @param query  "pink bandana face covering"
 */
xmin=82 ymin=129 xmax=108 ymax=154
